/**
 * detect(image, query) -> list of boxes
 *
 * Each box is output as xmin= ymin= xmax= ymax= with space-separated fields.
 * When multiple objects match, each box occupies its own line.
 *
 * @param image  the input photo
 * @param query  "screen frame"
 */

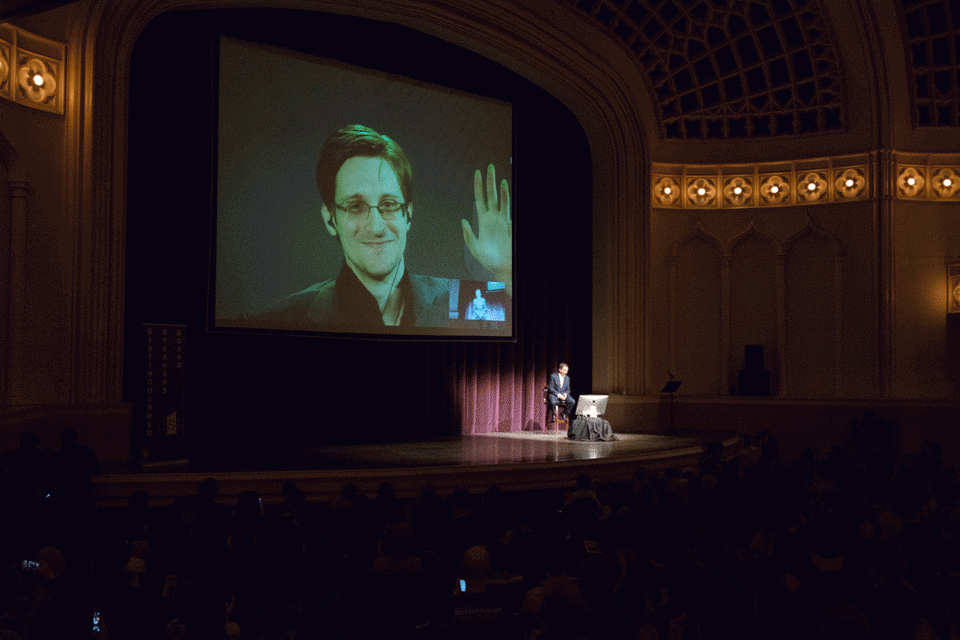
xmin=207 ymin=35 xmax=517 ymax=342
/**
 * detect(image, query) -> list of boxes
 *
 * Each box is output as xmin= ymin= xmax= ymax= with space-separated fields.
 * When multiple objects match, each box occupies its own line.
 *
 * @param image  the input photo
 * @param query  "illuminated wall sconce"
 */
xmin=897 ymin=166 xmax=926 ymax=197
xmin=799 ymin=172 xmax=827 ymax=202
xmin=723 ymin=176 xmax=753 ymax=206
xmin=933 ymin=168 xmax=960 ymax=199
xmin=948 ymin=261 xmax=960 ymax=314
xmin=653 ymin=176 xmax=680 ymax=206
xmin=686 ymin=177 xmax=717 ymax=206
xmin=0 ymin=49 xmax=8 ymax=87
xmin=835 ymin=167 xmax=866 ymax=199
xmin=759 ymin=174 xmax=791 ymax=205
xmin=0 ymin=23 xmax=64 ymax=114
xmin=948 ymin=260 xmax=960 ymax=386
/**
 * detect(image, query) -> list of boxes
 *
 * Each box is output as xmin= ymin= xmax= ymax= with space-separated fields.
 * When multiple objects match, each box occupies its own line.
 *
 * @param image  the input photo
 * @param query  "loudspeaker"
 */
xmin=739 ymin=344 xmax=770 ymax=396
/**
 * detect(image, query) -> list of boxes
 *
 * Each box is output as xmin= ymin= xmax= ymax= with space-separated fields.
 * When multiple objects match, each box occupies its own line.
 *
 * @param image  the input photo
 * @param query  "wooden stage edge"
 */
xmin=93 ymin=430 xmax=742 ymax=507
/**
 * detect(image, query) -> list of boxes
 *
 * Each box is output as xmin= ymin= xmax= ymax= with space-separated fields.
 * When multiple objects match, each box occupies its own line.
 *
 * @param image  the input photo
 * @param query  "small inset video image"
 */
xmin=460 ymin=280 xmax=507 ymax=322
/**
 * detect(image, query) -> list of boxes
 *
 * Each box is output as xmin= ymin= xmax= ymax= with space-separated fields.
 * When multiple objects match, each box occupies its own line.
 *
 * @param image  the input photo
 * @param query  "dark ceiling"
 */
xmin=5 ymin=0 xmax=959 ymax=136
xmin=902 ymin=0 xmax=960 ymax=127
xmin=566 ymin=0 xmax=960 ymax=138
xmin=566 ymin=0 xmax=844 ymax=139
xmin=0 ymin=0 xmax=73 ymax=23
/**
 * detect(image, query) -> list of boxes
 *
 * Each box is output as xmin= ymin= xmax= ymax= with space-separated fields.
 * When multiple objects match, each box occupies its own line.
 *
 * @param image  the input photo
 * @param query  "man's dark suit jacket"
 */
xmin=548 ymin=373 xmax=573 ymax=407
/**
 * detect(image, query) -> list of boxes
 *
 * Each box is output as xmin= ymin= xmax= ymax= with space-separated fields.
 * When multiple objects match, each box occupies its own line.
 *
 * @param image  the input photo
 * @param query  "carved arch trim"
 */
xmin=668 ymin=223 xmax=725 ymax=388
xmin=783 ymin=216 xmax=846 ymax=397
xmin=66 ymin=0 xmax=650 ymax=401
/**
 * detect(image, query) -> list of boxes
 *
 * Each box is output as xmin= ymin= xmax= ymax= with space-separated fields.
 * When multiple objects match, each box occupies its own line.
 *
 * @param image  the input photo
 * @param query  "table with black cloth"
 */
xmin=567 ymin=416 xmax=616 ymax=441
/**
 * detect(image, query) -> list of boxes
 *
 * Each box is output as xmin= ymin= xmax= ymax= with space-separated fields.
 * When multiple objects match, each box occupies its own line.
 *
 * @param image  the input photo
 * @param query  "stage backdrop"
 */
xmin=123 ymin=9 xmax=592 ymax=463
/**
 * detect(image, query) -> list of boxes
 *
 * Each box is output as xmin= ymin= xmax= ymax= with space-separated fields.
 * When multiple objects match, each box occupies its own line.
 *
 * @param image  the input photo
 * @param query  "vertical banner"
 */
xmin=141 ymin=323 xmax=187 ymax=466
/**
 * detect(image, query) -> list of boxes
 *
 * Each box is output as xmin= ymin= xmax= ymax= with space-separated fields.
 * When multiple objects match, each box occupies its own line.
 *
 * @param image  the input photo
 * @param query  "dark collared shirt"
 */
xmin=251 ymin=263 xmax=451 ymax=330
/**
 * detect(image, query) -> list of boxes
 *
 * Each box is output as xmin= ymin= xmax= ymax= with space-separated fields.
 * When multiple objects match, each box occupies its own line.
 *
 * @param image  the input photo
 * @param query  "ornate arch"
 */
xmin=726 ymin=220 xmax=782 ymax=393
xmin=64 ymin=0 xmax=650 ymax=401
xmin=668 ymin=223 xmax=725 ymax=388
xmin=728 ymin=218 xmax=782 ymax=256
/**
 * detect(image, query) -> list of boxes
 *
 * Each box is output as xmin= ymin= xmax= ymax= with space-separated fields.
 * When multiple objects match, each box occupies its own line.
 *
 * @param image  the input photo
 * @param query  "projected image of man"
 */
xmin=258 ymin=125 xmax=511 ymax=329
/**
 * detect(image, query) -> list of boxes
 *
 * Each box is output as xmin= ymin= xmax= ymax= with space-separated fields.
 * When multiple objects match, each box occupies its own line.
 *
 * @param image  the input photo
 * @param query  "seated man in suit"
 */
xmin=548 ymin=363 xmax=576 ymax=421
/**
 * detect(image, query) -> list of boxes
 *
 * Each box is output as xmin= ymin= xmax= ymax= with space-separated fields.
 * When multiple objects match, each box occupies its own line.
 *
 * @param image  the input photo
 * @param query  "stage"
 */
xmin=92 ymin=429 xmax=741 ymax=507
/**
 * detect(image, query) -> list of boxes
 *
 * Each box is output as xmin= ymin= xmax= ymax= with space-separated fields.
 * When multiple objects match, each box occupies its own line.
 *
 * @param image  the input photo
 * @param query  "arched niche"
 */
xmin=669 ymin=224 xmax=725 ymax=394
xmin=783 ymin=218 xmax=845 ymax=397
xmin=728 ymin=222 xmax=782 ymax=395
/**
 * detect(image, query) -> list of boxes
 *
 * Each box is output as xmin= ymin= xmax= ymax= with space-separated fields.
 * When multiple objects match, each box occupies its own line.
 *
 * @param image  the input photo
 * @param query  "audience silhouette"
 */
xmin=1 ymin=411 xmax=959 ymax=638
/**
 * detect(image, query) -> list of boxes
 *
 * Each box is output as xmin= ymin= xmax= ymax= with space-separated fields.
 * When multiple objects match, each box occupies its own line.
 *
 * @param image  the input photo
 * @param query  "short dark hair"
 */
xmin=20 ymin=431 xmax=41 ymax=449
xmin=315 ymin=124 xmax=413 ymax=216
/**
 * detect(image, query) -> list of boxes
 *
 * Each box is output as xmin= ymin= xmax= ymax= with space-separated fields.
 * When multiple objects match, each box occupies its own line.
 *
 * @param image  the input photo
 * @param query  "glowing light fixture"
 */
xmin=949 ymin=261 xmax=960 ymax=314
xmin=799 ymin=172 xmax=827 ymax=201
xmin=653 ymin=176 xmax=680 ymax=205
xmin=934 ymin=169 xmax=960 ymax=198
xmin=686 ymin=177 xmax=716 ymax=205
xmin=897 ymin=167 xmax=925 ymax=197
xmin=723 ymin=177 xmax=753 ymax=206
xmin=1 ymin=25 xmax=65 ymax=114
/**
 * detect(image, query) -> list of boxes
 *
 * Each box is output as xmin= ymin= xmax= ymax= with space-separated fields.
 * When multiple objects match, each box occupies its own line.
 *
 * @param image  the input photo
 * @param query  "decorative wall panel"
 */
xmin=654 ymin=152 xmax=960 ymax=209
xmin=896 ymin=155 xmax=960 ymax=200
xmin=667 ymin=217 xmax=844 ymax=399
xmin=653 ymin=153 xmax=871 ymax=209
xmin=0 ymin=24 xmax=65 ymax=115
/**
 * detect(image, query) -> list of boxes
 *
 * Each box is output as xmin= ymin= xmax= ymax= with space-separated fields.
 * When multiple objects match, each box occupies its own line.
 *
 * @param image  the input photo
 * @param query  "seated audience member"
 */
xmin=49 ymin=428 xmax=102 ymax=509
xmin=0 ymin=431 xmax=50 ymax=512
xmin=369 ymin=522 xmax=428 ymax=633
xmin=165 ymin=578 xmax=240 ymax=640
xmin=519 ymin=542 xmax=592 ymax=639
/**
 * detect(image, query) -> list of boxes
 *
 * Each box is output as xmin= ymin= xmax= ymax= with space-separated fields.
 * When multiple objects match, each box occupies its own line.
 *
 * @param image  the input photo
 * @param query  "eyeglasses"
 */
xmin=336 ymin=200 xmax=408 ymax=221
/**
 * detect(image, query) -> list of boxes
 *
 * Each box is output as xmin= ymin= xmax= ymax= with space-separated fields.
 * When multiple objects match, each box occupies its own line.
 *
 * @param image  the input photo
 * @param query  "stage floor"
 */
xmin=95 ymin=429 xmax=741 ymax=506
xmin=217 ymin=430 xmax=726 ymax=470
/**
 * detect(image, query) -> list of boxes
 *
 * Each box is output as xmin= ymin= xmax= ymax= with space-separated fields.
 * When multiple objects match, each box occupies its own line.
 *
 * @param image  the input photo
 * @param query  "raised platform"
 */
xmin=93 ymin=429 xmax=741 ymax=507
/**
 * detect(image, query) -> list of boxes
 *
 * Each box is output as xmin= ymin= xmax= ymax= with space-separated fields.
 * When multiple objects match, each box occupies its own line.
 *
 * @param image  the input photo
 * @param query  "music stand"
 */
xmin=661 ymin=376 xmax=682 ymax=432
